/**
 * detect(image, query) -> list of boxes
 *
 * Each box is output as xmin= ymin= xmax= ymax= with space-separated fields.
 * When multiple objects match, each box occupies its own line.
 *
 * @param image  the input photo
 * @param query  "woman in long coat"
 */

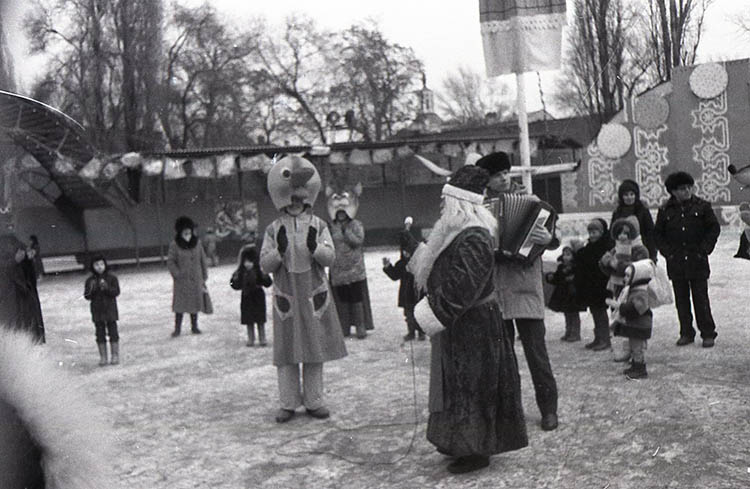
xmin=167 ymin=216 xmax=210 ymax=336
xmin=0 ymin=232 xmax=44 ymax=343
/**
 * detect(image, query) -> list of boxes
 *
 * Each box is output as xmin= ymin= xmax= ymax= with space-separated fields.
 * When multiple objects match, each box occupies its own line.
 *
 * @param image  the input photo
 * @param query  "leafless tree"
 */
xmin=437 ymin=66 xmax=511 ymax=125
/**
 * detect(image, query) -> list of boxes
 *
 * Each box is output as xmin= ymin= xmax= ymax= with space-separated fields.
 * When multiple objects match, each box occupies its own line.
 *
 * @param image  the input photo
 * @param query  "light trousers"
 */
xmin=277 ymin=362 xmax=324 ymax=411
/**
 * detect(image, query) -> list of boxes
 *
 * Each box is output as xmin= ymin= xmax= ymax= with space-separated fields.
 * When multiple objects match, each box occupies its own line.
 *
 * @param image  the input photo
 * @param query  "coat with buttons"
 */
xmin=167 ymin=238 xmax=209 ymax=313
xmin=653 ymin=195 xmax=720 ymax=280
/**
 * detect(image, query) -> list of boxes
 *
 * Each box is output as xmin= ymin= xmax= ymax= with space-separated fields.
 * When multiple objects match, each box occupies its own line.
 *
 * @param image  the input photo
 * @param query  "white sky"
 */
xmin=6 ymin=0 xmax=750 ymax=113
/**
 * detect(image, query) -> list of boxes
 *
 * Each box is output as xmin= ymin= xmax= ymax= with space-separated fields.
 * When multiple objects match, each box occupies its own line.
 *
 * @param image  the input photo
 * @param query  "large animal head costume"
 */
xmin=267 ymin=155 xmax=322 ymax=211
xmin=325 ymin=182 xmax=362 ymax=220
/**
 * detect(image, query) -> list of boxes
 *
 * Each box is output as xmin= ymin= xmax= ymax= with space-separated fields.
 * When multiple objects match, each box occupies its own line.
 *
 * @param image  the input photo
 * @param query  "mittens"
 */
xmin=307 ymin=227 xmax=318 ymax=253
xmin=276 ymin=226 xmax=288 ymax=254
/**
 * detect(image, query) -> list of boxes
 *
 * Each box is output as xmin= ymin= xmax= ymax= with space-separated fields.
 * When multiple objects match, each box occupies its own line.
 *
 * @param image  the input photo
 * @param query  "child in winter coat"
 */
xmin=382 ymin=228 xmax=425 ymax=341
xmin=231 ymin=246 xmax=273 ymax=347
xmin=545 ymin=246 xmax=585 ymax=341
xmin=607 ymin=259 xmax=653 ymax=379
xmin=599 ymin=216 xmax=650 ymax=359
xmin=573 ymin=218 xmax=615 ymax=350
xmin=84 ymin=255 xmax=121 ymax=366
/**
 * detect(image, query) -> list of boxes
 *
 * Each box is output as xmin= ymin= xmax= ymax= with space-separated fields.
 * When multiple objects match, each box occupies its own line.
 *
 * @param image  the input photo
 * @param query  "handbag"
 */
xmin=647 ymin=261 xmax=673 ymax=308
xmin=202 ymin=287 xmax=214 ymax=315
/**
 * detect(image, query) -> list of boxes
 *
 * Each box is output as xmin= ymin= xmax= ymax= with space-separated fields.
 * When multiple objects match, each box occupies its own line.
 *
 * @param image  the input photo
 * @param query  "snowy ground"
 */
xmin=36 ymin=231 xmax=750 ymax=489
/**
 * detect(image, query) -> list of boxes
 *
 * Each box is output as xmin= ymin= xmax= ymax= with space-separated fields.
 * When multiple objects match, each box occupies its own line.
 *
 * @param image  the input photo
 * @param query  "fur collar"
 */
xmin=176 ymin=235 xmax=198 ymax=249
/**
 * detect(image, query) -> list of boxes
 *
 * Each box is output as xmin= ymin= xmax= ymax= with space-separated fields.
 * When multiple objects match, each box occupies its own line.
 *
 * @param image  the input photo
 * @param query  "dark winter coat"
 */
xmin=0 ymin=233 xmax=44 ymax=343
xmin=653 ymin=196 xmax=721 ymax=280
xmin=611 ymin=203 xmax=656 ymax=262
xmin=230 ymin=266 xmax=272 ymax=325
xmin=84 ymin=271 xmax=120 ymax=323
xmin=546 ymin=261 xmax=584 ymax=313
xmin=167 ymin=236 xmax=210 ymax=313
xmin=613 ymin=283 xmax=653 ymax=340
xmin=574 ymin=236 xmax=613 ymax=309
xmin=383 ymin=258 xmax=421 ymax=308
xmin=424 ymin=227 xmax=528 ymax=457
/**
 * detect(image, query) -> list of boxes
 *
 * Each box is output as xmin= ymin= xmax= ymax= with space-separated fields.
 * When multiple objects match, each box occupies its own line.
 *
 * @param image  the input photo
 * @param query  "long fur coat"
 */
xmin=0 ymin=328 xmax=116 ymax=489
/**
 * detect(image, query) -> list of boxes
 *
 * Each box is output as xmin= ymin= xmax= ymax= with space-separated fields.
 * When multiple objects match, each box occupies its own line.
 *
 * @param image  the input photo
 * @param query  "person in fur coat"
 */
xmin=545 ymin=246 xmax=585 ymax=341
xmin=84 ymin=254 xmax=121 ymax=366
xmin=231 ymin=246 xmax=273 ymax=347
xmin=260 ymin=156 xmax=347 ymax=424
xmin=0 ymin=328 xmax=116 ymax=489
xmin=599 ymin=215 xmax=650 ymax=357
xmin=408 ymin=165 xmax=527 ymax=474
xmin=0 ymin=231 xmax=45 ymax=343
xmin=607 ymin=260 xmax=654 ymax=379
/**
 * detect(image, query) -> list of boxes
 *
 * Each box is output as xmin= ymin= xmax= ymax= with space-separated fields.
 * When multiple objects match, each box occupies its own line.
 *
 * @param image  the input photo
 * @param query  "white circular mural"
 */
xmin=689 ymin=62 xmax=728 ymax=99
xmin=635 ymin=94 xmax=669 ymax=129
xmin=596 ymin=123 xmax=631 ymax=159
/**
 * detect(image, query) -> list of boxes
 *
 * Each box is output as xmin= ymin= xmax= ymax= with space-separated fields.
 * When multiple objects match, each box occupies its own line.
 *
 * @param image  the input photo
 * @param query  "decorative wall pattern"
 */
xmin=690 ymin=92 xmax=731 ymax=203
xmin=587 ymin=143 xmax=618 ymax=206
xmin=633 ymin=125 xmax=670 ymax=207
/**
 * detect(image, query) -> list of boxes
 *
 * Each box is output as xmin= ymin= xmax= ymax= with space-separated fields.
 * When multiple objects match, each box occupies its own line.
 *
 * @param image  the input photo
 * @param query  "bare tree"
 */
xmin=437 ymin=66 xmax=511 ymax=125
xmin=0 ymin=0 xmax=15 ymax=91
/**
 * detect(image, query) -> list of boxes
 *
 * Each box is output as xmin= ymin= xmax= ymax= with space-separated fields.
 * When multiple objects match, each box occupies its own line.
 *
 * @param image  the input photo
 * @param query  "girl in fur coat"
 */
xmin=231 ymin=246 xmax=273 ymax=346
xmin=607 ymin=260 xmax=654 ymax=379
xmin=545 ymin=246 xmax=585 ymax=341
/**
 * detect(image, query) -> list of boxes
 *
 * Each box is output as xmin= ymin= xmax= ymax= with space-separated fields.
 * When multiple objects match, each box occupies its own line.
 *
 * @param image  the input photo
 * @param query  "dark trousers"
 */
xmin=671 ymin=279 xmax=717 ymax=340
xmin=590 ymin=305 xmax=610 ymax=344
xmin=95 ymin=321 xmax=119 ymax=343
xmin=403 ymin=304 xmax=425 ymax=335
xmin=504 ymin=318 xmax=558 ymax=417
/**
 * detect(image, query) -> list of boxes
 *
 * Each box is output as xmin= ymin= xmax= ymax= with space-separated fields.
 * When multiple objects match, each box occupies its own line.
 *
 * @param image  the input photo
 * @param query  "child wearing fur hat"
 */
xmin=607 ymin=259 xmax=654 ymax=379
xmin=611 ymin=180 xmax=657 ymax=262
xmin=383 ymin=224 xmax=426 ymax=341
xmin=231 ymin=246 xmax=273 ymax=347
xmin=545 ymin=246 xmax=585 ymax=341
xmin=573 ymin=218 xmax=614 ymax=349
xmin=599 ymin=216 xmax=650 ymax=356
xmin=84 ymin=255 xmax=121 ymax=366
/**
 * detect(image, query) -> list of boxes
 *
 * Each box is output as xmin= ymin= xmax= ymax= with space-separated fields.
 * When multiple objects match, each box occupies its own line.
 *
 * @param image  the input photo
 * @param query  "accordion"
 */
xmin=489 ymin=194 xmax=557 ymax=264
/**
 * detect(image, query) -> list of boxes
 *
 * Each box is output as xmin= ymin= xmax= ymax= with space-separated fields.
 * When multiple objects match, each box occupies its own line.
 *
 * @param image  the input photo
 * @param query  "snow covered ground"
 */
xmin=35 ymin=230 xmax=750 ymax=488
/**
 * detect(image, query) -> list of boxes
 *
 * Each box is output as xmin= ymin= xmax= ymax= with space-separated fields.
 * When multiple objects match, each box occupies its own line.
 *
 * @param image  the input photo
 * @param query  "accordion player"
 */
xmin=488 ymin=193 xmax=557 ymax=264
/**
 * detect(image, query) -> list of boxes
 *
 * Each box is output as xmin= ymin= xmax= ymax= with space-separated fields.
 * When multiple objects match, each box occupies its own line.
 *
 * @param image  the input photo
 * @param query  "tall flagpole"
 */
xmin=515 ymin=72 xmax=533 ymax=195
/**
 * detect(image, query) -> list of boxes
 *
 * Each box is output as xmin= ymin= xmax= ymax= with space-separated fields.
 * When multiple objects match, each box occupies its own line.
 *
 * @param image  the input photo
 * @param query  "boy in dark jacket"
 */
xmin=608 ymin=260 xmax=654 ymax=379
xmin=383 ymin=228 xmax=425 ymax=341
xmin=84 ymin=255 xmax=121 ymax=366
xmin=653 ymin=171 xmax=720 ymax=348
xmin=231 ymin=246 xmax=273 ymax=346
xmin=573 ymin=218 xmax=614 ymax=349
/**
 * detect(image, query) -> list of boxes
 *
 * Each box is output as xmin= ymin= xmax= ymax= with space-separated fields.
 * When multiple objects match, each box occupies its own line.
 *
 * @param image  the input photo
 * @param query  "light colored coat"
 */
xmin=329 ymin=218 xmax=366 ymax=286
xmin=167 ymin=240 xmax=209 ymax=313
xmin=494 ymin=257 xmax=546 ymax=320
xmin=260 ymin=212 xmax=347 ymax=366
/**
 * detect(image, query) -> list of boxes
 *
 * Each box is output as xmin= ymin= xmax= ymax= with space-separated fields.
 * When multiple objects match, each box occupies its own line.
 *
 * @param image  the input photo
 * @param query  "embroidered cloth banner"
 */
xmin=479 ymin=0 xmax=566 ymax=76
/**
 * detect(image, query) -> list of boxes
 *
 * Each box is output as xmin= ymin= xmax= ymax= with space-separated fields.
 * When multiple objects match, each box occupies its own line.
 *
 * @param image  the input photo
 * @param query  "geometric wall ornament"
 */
xmin=633 ymin=125 xmax=670 ymax=207
xmin=634 ymin=94 xmax=670 ymax=130
xmin=690 ymin=91 xmax=731 ymax=203
xmin=587 ymin=142 xmax=618 ymax=206
xmin=596 ymin=123 xmax=631 ymax=159
xmin=689 ymin=62 xmax=728 ymax=100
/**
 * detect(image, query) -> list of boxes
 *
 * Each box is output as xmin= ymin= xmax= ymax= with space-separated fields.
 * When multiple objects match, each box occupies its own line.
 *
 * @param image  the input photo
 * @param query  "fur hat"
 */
xmin=445 ymin=165 xmax=489 ymax=197
xmin=174 ymin=216 xmax=196 ymax=233
xmin=239 ymin=246 xmax=258 ymax=264
xmin=587 ymin=217 xmax=608 ymax=235
xmin=617 ymin=179 xmax=640 ymax=203
xmin=475 ymin=152 xmax=511 ymax=176
xmin=611 ymin=215 xmax=641 ymax=240
xmin=664 ymin=171 xmax=695 ymax=193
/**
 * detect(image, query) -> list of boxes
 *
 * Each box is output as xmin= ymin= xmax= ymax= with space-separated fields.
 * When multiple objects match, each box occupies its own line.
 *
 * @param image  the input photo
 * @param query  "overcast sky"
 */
xmin=6 ymin=0 xmax=750 ymax=113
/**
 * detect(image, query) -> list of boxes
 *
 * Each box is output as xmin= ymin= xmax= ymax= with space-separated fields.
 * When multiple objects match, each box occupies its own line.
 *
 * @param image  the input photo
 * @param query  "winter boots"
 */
xmin=623 ymin=361 xmax=648 ymax=379
xmin=190 ymin=314 xmax=201 ymax=334
xmin=97 ymin=343 xmax=108 ymax=366
xmin=561 ymin=316 xmax=581 ymax=342
xmin=110 ymin=342 xmax=119 ymax=365
xmin=172 ymin=314 xmax=182 ymax=337
xmin=246 ymin=324 xmax=255 ymax=347
xmin=587 ymin=324 xmax=611 ymax=351
xmin=246 ymin=324 xmax=267 ymax=347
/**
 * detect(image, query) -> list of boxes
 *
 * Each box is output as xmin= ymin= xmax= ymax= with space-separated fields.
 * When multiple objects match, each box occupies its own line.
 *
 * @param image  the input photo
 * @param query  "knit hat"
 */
xmin=664 ymin=171 xmax=695 ymax=193
xmin=626 ymin=259 xmax=654 ymax=286
xmin=587 ymin=217 xmax=608 ymax=235
xmin=610 ymin=215 xmax=641 ymax=240
xmin=475 ymin=152 xmax=511 ymax=176
xmin=617 ymin=179 xmax=640 ymax=203
xmin=174 ymin=216 xmax=196 ymax=233
xmin=443 ymin=165 xmax=489 ymax=204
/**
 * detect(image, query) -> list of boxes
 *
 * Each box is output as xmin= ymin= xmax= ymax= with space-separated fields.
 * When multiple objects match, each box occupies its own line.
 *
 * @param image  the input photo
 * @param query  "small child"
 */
xmin=382 ymin=228 xmax=425 ymax=341
xmin=231 ymin=246 xmax=273 ymax=346
xmin=573 ymin=218 xmax=614 ymax=350
xmin=84 ymin=255 xmax=121 ymax=366
xmin=545 ymin=246 xmax=584 ymax=342
xmin=606 ymin=260 xmax=653 ymax=379
xmin=599 ymin=216 xmax=649 ymax=357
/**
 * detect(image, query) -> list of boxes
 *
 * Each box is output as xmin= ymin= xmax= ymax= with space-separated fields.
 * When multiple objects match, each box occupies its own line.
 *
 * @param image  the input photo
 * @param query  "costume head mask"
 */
xmin=325 ymin=182 xmax=362 ymax=220
xmin=267 ymin=155 xmax=322 ymax=211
